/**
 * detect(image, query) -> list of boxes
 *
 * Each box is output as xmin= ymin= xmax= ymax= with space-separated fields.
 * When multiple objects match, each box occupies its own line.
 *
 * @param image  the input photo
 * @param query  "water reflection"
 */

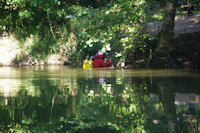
xmin=0 ymin=66 xmax=199 ymax=132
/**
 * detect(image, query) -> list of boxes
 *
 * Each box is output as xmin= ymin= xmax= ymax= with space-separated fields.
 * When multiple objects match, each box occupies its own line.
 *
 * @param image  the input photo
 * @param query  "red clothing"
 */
xmin=93 ymin=58 xmax=111 ymax=68
xmin=187 ymin=7 xmax=193 ymax=14
xmin=93 ymin=54 xmax=111 ymax=68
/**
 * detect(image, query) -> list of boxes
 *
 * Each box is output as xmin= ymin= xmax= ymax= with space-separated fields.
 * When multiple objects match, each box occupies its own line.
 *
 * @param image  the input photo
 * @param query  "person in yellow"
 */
xmin=88 ymin=56 xmax=93 ymax=68
xmin=83 ymin=56 xmax=93 ymax=68
xmin=83 ymin=56 xmax=89 ymax=68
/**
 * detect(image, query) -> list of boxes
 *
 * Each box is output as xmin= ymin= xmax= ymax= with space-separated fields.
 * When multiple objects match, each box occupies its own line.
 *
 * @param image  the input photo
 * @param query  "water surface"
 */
xmin=0 ymin=66 xmax=199 ymax=133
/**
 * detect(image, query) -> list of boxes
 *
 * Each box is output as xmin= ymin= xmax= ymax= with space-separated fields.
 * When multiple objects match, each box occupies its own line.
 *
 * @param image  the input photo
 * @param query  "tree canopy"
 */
xmin=0 ymin=0 xmax=149 ymax=65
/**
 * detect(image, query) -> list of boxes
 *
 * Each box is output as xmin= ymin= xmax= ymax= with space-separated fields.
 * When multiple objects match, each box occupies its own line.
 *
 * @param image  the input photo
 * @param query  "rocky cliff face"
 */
xmin=147 ymin=13 xmax=200 ymax=68
xmin=147 ymin=14 xmax=200 ymax=37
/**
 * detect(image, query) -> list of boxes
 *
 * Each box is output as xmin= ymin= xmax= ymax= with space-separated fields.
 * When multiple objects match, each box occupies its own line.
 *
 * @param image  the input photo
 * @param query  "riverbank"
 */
xmin=1 ymin=13 xmax=200 ymax=67
xmin=0 ymin=35 xmax=20 ymax=66
xmin=0 ymin=32 xmax=199 ymax=68
xmin=0 ymin=34 xmax=69 ymax=66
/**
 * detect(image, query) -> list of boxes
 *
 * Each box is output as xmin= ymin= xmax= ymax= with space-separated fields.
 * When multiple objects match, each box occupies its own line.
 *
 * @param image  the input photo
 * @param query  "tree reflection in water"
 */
xmin=0 ymin=70 xmax=199 ymax=133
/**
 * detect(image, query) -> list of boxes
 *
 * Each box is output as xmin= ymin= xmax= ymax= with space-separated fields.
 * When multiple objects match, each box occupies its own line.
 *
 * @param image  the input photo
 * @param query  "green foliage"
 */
xmin=69 ymin=0 xmax=149 ymax=61
xmin=0 ymin=0 xmax=71 ymax=60
xmin=0 ymin=0 xmax=151 ymax=64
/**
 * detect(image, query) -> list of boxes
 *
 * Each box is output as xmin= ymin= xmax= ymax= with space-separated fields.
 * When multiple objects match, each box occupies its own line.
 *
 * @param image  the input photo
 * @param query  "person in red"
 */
xmin=187 ymin=7 xmax=194 ymax=16
xmin=93 ymin=53 xmax=111 ymax=68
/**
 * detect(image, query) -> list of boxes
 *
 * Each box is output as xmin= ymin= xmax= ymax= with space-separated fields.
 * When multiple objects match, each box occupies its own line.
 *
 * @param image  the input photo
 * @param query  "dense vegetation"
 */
xmin=0 ymin=0 xmax=200 ymax=67
xmin=0 ymin=0 xmax=148 ymax=65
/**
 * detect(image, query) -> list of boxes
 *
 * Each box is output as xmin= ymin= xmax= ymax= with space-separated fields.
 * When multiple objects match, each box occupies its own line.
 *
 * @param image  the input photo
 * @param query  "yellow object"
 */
xmin=83 ymin=59 xmax=89 ymax=68
xmin=88 ymin=59 xmax=93 ymax=68
xmin=83 ymin=58 xmax=93 ymax=68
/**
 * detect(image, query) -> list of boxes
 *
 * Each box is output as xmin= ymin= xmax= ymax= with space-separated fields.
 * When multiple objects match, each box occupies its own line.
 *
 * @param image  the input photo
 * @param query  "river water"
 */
xmin=0 ymin=66 xmax=200 ymax=133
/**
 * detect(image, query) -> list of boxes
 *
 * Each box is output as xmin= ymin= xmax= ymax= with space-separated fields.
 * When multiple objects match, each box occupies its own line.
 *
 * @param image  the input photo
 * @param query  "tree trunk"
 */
xmin=155 ymin=0 xmax=177 ymax=57
xmin=157 ymin=79 xmax=178 ymax=133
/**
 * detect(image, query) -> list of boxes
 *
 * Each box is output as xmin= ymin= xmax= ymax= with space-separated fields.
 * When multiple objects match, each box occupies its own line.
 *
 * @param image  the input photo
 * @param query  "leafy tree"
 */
xmin=70 ymin=0 xmax=149 ymax=63
xmin=0 ymin=0 xmax=150 ymax=65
